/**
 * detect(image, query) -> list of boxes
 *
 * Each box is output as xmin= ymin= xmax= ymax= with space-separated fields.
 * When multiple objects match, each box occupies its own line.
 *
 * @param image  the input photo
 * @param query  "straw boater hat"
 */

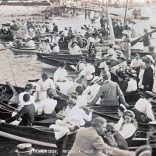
xmin=123 ymin=110 xmax=135 ymax=118
xmin=99 ymin=62 xmax=109 ymax=70
xmin=145 ymin=55 xmax=155 ymax=64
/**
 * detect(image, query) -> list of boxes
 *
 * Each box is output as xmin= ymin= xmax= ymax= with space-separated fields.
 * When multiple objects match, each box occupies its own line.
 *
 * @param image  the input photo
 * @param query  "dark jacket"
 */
xmin=143 ymin=33 xmax=150 ymax=46
xmin=5 ymin=103 xmax=35 ymax=126
xmin=142 ymin=66 xmax=153 ymax=91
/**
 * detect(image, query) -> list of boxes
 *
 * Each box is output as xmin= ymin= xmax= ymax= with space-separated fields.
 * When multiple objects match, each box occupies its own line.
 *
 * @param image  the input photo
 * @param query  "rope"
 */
xmin=0 ymin=45 xmax=18 ymax=87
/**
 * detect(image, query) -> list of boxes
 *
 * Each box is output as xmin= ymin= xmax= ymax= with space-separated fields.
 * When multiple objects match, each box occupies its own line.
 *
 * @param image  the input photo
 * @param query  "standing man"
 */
xmin=142 ymin=58 xmax=154 ymax=91
xmin=142 ymin=29 xmax=150 ymax=53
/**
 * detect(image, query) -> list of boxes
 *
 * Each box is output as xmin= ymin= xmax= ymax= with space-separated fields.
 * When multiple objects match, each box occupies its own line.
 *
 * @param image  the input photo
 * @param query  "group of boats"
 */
xmin=1 ymin=4 xmax=156 ymax=155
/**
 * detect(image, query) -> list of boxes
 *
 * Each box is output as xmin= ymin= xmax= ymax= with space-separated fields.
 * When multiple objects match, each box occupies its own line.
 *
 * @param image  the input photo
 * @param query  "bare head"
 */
xmin=91 ymin=117 xmax=107 ymax=136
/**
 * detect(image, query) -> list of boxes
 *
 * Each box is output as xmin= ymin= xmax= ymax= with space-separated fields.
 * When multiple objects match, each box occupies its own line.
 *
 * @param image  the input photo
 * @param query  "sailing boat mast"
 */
xmin=124 ymin=0 xmax=129 ymax=27
xmin=106 ymin=0 xmax=115 ymax=44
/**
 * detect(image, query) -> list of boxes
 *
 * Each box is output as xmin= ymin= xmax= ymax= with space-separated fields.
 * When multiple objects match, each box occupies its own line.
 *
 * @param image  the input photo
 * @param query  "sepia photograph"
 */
xmin=0 ymin=0 xmax=156 ymax=155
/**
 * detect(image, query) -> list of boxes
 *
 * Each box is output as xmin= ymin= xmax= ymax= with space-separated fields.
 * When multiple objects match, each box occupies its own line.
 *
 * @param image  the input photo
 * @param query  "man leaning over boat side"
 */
xmin=88 ymin=71 xmax=129 ymax=110
xmin=3 ymin=94 xmax=35 ymax=126
xmin=67 ymin=117 xmax=151 ymax=156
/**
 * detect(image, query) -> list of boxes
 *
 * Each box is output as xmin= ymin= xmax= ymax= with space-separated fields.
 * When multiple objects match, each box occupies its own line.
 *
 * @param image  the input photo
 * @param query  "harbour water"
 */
xmin=1 ymin=4 xmax=156 ymax=156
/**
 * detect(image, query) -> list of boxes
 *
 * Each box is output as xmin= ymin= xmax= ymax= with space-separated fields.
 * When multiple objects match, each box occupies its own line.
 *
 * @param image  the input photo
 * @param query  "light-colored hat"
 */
xmin=124 ymin=110 xmax=135 ymax=118
xmin=145 ymin=55 xmax=155 ymax=64
xmin=99 ymin=62 xmax=109 ymax=70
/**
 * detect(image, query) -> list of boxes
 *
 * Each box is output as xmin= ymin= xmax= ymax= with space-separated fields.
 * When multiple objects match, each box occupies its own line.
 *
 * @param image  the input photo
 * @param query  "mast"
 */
xmin=106 ymin=0 xmax=115 ymax=44
xmin=124 ymin=0 xmax=129 ymax=27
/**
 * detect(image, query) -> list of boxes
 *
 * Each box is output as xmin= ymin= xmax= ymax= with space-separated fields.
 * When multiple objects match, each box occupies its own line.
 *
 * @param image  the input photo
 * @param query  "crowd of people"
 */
xmin=0 ymin=12 xmax=156 ymax=156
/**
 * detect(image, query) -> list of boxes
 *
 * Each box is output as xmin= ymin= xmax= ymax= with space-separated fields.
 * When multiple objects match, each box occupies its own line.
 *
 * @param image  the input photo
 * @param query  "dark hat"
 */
xmin=42 ymin=73 xmax=48 ymax=78
xmin=25 ymin=84 xmax=33 ymax=90
xmin=66 ymin=100 xmax=76 ymax=106
xmin=149 ymin=45 xmax=155 ymax=51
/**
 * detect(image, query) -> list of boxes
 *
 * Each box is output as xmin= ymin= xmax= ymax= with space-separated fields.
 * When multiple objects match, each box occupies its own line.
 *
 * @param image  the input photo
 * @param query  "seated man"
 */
xmin=4 ymin=94 xmax=35 ymax=126
xmin=133 ymin=91 xmax=155 ymax=123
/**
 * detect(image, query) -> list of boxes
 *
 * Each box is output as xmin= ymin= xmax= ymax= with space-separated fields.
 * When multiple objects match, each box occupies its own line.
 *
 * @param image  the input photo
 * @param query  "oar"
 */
xmin=6 ymin=81 xmax=19 ymax=104
xmin=0 ymin=47 xmax=10 ymax=51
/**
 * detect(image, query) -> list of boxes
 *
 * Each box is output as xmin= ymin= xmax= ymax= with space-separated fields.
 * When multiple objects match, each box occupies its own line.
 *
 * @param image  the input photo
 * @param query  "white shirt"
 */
xmin=76 ymin=95 xmax=88 ymax=108
xmin=63 ymin=106 xmax=92 ymax=126
xmin=83 ymin=84 xmax=100 ymax=103
xmin=130 ymin=58 xmax=144 ymax=68
xmin=119 ymin=123 xmax=136 ymax=139
xmin=53 ymin=45 xmax=60 ymax=53
xmin=18 ymin=92 xmax=38 ymax=111
xmin=36 ymin=78 xmax=56 ymax=101
xmin=126 ymin=78 xmax=137 ymax=93
xmin=53 ymin=67 xmax=68 ymax=83
xmin=19 ymin=91 xmax=35 ymax=107
xmin=135 ymin=98 xmax=155 ymax=121
xmin=40 ymin=98 xmax=57 ymax=114
xmin=26 ymin=40 xmax=35 ymax=48
xmin=70 ymin=45 xmax=82 ymax=55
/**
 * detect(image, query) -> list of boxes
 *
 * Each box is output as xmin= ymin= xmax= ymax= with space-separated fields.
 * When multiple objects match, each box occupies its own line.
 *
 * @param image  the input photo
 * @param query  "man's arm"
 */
xmin=92 ymin=136 xmax=135 ymax=156
xmin=116 ymin=84 xmax=128 ymax=107
xmin=5 ymin=107 xmax=26 ymax=124
xmin=88 ymin=85 xmax=103 ymax=106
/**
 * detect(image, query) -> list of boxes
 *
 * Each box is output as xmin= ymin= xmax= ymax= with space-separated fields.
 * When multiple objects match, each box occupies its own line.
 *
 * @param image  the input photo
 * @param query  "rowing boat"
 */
xmin=9 ymin=42 xmax=37 ymax=53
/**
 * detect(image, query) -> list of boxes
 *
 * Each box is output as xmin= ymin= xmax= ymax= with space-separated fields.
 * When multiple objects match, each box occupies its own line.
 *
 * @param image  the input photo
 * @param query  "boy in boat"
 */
xmin=4 ymin=94 xmax=35 ymax=126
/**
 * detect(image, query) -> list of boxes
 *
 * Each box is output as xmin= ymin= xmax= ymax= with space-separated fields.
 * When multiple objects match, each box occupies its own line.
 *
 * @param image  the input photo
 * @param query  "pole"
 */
xmin=124 ymin=0 xmax=129 ymax=28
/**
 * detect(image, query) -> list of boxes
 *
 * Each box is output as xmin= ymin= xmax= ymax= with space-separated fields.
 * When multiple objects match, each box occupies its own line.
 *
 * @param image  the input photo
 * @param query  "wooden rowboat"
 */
xmin=9 ymin=42 xmax=37 ymax=53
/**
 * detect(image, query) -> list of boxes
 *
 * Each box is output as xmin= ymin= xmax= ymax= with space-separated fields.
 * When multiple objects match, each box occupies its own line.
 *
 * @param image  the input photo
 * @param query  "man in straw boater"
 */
xmin=67 ymin=117 xmax=152 ymax=156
